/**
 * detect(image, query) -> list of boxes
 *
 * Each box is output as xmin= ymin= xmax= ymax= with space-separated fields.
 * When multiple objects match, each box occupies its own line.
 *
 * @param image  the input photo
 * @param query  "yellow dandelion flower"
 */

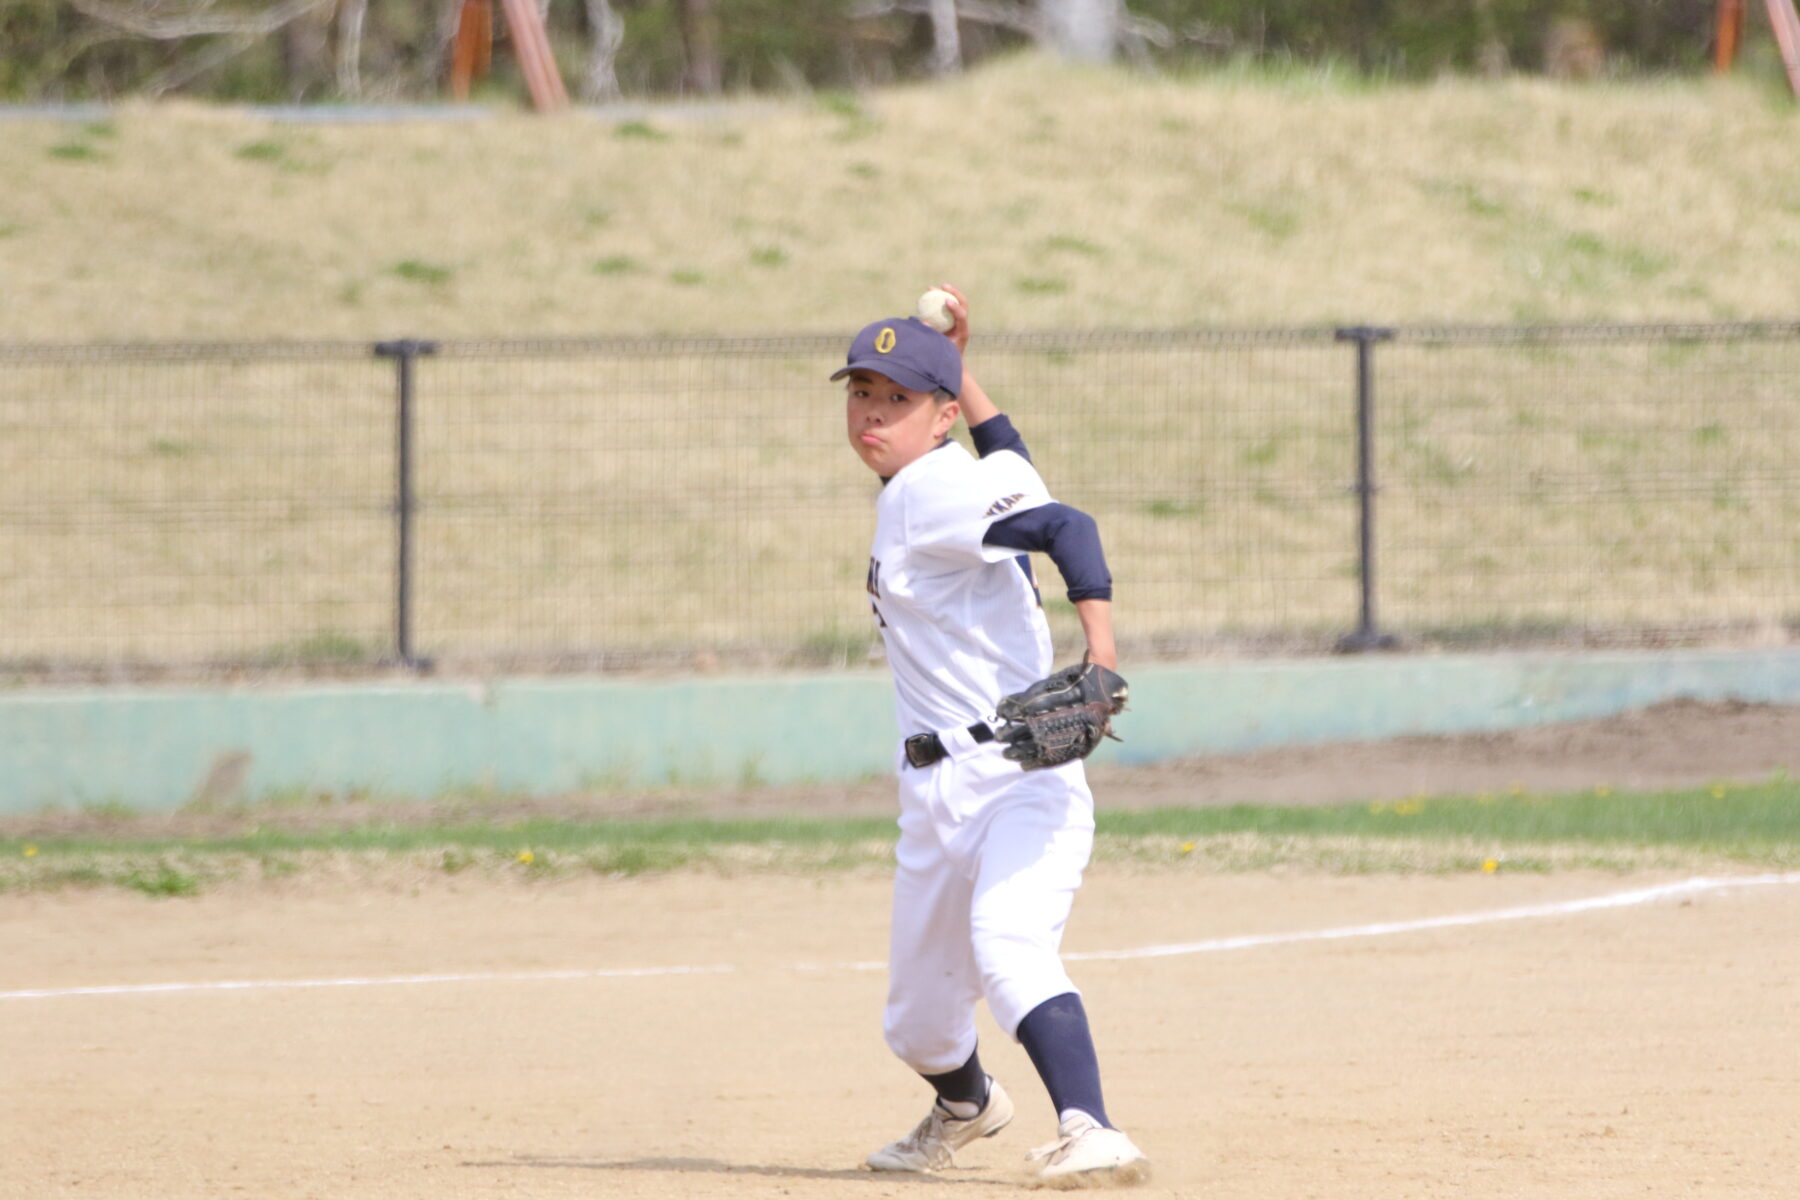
xmin=1179 ymin=841 xmax=1196 ymax=854
xmin=23 ymin=844 xmax=38 ymax=858
xmin=1708 ymin=786 xmax=1726 ymax=799
xmin=1395 ymin=800 xmax=1423 ymax=816
xmin=1594 ymin=785 xmax=1613 ymax=797
xmin=1481 ymin=858 xmax=1500 ymax=874
xmin=516 ymin=849 xmax=535 ymax=865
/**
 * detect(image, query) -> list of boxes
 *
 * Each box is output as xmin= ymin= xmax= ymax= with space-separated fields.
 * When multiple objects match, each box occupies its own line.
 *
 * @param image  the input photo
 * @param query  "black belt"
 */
xmin=903 ymin=723 xmax=994 ymax=769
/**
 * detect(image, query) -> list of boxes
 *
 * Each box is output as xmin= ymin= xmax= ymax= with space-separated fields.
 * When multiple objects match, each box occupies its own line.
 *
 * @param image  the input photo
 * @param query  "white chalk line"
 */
xmin=1064 ymin=871 xmax=1800 ymax=960
xmin=5 ymin=872 xmax=1796 ymax=1003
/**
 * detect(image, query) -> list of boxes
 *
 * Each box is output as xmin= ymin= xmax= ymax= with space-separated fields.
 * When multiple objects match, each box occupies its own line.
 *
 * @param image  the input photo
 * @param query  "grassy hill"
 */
xmin=2 ymin=58 xmax=1795 ymax=671
xmin=3 ymin=55 xmax=1797 ymax=343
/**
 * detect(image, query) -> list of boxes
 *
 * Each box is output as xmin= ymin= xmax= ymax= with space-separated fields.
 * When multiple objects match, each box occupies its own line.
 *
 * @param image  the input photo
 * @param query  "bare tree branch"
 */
xmin=855 ymin=0 xmax=1171 ymax=62
xmin=1119 ymin=12 xmax=1173 ymax=51
xmin=68 ymin=0 xmax=343 ymax=97
xmin=1115 ymin=9 xmax=1175 ymax=66
xmin=1178 ymin=19 xmax=1233 ymax=51
xmin=69 ymin=0 xmax=334 ymax=41
xmin=144 ymin=30 xmax=260 ymax=95
xmin=852 ymin=0 xmax=1038 ymax=39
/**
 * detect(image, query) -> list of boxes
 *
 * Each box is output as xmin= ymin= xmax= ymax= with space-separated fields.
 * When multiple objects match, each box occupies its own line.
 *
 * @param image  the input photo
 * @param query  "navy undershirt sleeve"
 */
xmin=984 ymin=502 xmax=1113 ymax=603
xmin=969 ymin=414 xmax=1031 ymax=463
xmin=971 ymin=414 xmax=1111 ymax=602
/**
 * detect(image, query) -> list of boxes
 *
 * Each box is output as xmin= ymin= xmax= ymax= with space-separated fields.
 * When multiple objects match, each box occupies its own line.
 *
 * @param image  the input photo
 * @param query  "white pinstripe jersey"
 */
xmin=866 ymin=441 xmax=1056 ymax=738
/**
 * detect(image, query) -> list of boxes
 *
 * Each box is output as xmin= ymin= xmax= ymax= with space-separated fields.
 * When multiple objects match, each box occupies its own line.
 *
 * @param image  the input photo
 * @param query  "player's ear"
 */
xmin=934 ymin=397 xmax=961 ymax=436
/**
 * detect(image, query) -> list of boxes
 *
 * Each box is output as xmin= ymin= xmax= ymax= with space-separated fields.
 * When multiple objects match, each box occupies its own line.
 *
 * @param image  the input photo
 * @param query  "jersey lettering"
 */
xmin=866 ymin=557 xmax=887 ymax=627
xmin=984 ymin=492 xmax=1027 ymax=518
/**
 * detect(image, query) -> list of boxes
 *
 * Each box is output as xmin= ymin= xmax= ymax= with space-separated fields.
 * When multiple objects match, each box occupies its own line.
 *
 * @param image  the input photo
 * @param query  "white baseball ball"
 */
xmin=916 ymin=288 xmax=956 ymax=333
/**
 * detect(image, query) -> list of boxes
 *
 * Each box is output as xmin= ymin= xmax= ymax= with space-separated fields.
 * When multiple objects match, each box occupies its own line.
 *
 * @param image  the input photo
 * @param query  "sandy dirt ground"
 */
xmin=1087 ymin=697 xmax=1800 ymax=809
xmin=4 ymin=869 xmax=1798 ymax=1200
xmin=4 ymin=700 xmax=1798 ymax=1198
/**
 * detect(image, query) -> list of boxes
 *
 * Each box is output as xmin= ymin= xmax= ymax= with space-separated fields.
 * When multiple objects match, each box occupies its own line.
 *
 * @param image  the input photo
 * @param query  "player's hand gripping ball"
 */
xmin=994 ymin=660 xmax=1129 ymax=771
xmin=916 ymin=288 xmax=957 ymax=334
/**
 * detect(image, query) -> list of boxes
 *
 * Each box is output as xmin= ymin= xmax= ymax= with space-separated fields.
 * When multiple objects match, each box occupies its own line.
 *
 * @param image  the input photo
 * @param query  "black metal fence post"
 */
xmin=374 ymin=339 xmax=439 ymax=670
xmin=1335 ymin=326 xmax=1400 ymax=653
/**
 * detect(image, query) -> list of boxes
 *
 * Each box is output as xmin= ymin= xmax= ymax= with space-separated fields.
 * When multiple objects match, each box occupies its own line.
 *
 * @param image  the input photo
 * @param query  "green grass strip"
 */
xmin=5 ymin=814 xmax=898 ymax=859
xmin=1106 ymin=778 xmax=1800 ymax=853
xmin=7 ymin=779 xmax=1796 ymax=861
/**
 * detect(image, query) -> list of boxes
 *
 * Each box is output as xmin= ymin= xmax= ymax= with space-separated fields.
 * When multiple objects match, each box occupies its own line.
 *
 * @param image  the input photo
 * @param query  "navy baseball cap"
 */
xmin=830 ymin=316 xmax=963 ymax=397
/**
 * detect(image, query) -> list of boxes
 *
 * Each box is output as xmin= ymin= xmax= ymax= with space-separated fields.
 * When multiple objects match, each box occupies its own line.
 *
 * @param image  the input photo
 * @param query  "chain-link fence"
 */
xmin=0 ymin=343 xmax=392 ymax=675
xmin=1 ymin=323 xmax=1795 ymax=680
xmin=1373 ymin=325 xmax=1800 ymax=647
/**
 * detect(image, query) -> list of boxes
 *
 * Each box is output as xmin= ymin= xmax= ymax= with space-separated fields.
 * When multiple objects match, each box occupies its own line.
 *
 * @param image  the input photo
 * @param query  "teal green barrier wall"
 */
xmin=4 ymin=648 xmax=1799 ymax=812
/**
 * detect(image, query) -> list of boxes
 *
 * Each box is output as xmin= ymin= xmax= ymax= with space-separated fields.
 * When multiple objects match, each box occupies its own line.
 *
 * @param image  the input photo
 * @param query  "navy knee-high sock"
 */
xmin=922 ymin=1046 xmax=990 ymax=1109
xmin=1015 ymin=992 xmax=1111 ymax=1128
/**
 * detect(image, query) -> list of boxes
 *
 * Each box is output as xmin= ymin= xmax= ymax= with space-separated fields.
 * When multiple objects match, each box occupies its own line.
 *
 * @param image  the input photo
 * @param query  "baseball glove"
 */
xmin=994 ymin=659 xmax=1129 ymax=771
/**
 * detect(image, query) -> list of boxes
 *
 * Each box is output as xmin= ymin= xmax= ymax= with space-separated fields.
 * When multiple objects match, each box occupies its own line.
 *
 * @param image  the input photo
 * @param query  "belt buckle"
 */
xmin=903 ymin=733 xmax=937 ymax=769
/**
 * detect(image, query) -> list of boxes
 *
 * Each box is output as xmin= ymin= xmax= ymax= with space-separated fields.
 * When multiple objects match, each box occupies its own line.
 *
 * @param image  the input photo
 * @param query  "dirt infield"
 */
xmin=5 ymin=700 xmax=1799 ymax=1198
xmin=591 ymin=697 xmax=1800 ymax=823
xmin=6 ymin=868 xmax=1797 ymax=1199
xmin=584 ymin=696 xmax=1800 ymax=823
xmin=1089 ymin=696 xmax=1800 ymax=810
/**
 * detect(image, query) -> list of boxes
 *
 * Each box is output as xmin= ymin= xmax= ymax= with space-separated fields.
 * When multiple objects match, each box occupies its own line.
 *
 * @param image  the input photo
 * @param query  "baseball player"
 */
xmin=834 ymin=286 xmax=1149 ymax=1186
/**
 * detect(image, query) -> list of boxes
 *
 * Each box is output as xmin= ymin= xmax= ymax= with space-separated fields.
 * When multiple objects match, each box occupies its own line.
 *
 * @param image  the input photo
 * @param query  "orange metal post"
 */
xmin=1716 ymin=0 xmax=1746 ymax=71
xmin=1769 ymin=0 xmax=1800 ymax=96
xmin=449 ymin=0 xmax=494 ymax=101
xmin=499 ymin=0 xmax=569 ymax=112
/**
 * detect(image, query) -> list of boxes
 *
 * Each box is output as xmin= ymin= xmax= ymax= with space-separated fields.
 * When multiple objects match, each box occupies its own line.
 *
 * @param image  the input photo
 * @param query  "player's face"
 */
xmin=845 ymin=370 xmax=959 ymax=476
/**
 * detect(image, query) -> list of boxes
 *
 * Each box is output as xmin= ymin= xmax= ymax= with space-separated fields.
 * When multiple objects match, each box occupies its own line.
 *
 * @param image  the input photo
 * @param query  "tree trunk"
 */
xmin=581 ymin=0 xmax=624 ymax=101
xmin=1037 ymin=0 xmax=1118 ymax=62
xmin=928 ymin=0 xmax=962 ymax=75
xmin=435 ymin=0 xmax=473 ymax=93
xmin=1471 ymin=0 xmax=1507 ymax=76
xmin=280 ymin=6 xmax=331 ymax=100
xmin=336 ymin=0 xmax=368 ymax=98
xmin=677 ymin=0 xmax=722 ymax=94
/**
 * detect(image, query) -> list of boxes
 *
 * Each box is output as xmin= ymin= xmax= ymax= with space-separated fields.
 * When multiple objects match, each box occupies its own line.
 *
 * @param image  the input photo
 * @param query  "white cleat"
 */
xmin=1026 ymin=1111 xmax=1151 ymax=1189
xmin=864 ymin=1078 xmax=1015 ymax=1172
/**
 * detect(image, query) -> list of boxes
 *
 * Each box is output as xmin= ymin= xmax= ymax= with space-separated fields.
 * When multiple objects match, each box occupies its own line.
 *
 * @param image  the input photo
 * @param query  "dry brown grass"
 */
xmin=3 ymin=56 xmax=1798 ymax=342
xmin=3 ymin=59 xmax=1798 ymax=668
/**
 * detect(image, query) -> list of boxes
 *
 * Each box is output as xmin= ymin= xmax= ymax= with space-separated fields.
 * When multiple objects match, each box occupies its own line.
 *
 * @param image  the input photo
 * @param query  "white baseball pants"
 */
xmin=881 ymin=743 xmax=1096 ymax=1076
